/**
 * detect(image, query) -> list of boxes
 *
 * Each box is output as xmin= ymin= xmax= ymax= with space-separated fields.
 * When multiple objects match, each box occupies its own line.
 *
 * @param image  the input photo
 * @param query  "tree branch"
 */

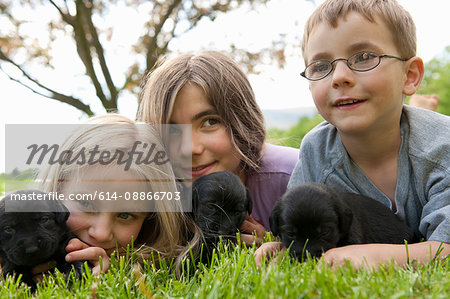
xmin=48 ymin=0 xmax=74 ymax=25
xmin=0 ymin=51 xmax=94 ymax=115
xmin=83 ymin=0 xmax=118 ymax=107
xmin=145 ymin=0 xmax=183 ymax=71
xmin=50 ymin=0 xmax=113 ymax=110
xmin=70 ymin=0 xmax=109 ymax=109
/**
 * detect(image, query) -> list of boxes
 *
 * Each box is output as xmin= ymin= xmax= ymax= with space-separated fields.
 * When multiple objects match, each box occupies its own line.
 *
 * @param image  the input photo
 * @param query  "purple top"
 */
xmin=246 ymin=143 xmax=299 ymax=230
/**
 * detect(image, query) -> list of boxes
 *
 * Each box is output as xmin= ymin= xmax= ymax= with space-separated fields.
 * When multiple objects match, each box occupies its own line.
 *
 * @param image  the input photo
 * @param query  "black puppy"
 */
xmin=270 ymin=183 xmax=414 ymax=260
xmin=191 ymin=171 xmax=252 ymax=243
xmin=0 ymin=190 xmax=86 ymax=291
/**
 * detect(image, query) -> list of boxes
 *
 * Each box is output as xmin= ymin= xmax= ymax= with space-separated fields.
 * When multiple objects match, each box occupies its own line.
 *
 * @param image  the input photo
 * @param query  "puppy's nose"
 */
xmin=25 ymin=245 xmax=40 ymax=255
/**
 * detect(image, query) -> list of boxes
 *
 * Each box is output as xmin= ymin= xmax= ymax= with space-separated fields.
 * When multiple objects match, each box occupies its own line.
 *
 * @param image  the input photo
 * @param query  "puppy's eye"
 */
xmin=286 ymin=232 xmax=296 ymax=239
xmin=39 ymin=216 xmax=51 ymax=224
xmin=4 ymin=226 xmax=15 ymax=234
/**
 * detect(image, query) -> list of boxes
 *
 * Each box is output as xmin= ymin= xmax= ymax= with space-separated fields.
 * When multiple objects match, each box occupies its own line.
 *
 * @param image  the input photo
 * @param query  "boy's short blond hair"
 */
xmin=302 ymin=0 xmax=416 ymax=58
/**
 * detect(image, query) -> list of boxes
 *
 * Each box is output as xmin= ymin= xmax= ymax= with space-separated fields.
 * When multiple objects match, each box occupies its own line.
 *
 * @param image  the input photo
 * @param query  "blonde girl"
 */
xmin=38 ymin=114 xmax=201 ymax=274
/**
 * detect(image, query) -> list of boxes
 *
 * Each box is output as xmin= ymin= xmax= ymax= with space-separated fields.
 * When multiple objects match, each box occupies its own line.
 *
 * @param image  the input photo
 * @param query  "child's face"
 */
xmin=65 ymin=211 xmax=147 ymax=255
xmin=62 ymin=167 xmax=149 ymax=254
xmin=169 ymin=83 xmax=242 ymax=182
xmin=303 ymin=12 xmax=408 ymax=136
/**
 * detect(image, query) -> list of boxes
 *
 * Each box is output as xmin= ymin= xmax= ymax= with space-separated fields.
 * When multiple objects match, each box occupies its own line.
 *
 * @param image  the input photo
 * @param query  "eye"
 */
xmin=76 ymin=200 xmax=96 ymax=211
xmin=319 ymin=226 xmax=333 ymax=238
xmin=4 ymin=226 xmax=15 ymax=234
xmin=202 ymin=117 xmax=220 ymax=127
xmin=307 ymin=61 xmax=331 ymax=77
xmin=314 ymin=62 xmax=330 ymax=72
xmin=169 ymin=125 xmax=182 ymax=135
xmin=352 ymin=52 xmax=377 ymax=64
xmin=285 ymin=231 xmax=296 ymax=239
xmin=39 ymin=216 xmax=51 ymax=224
xmin=118 ymin=213 xmax=134 ymax=220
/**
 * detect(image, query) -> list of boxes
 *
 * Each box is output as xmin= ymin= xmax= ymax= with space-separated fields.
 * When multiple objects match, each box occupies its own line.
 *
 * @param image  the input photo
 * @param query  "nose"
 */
xmin=176 ymin=127 xmax=192 ymax=158
xmin=87 ymin=214 xmax=114 ymax=243
xmin=17 ymin=237 xmax=40 ymax=253
xmin=187 ymin=129 xmax=204 ymax=157
xmin=331 ymin=60 xmax=355 ymax=88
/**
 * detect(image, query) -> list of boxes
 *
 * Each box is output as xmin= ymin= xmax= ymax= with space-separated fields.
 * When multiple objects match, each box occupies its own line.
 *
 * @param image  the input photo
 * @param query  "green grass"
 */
xmin=1 ymin=239 xmax=449 ymax=298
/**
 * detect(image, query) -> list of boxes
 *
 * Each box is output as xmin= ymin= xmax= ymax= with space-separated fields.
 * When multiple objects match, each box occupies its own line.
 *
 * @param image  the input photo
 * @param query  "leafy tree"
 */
xmin=0 ymin=0 xmax=290 ymax=116
xmin=417 ymin=46 xmax=450 ymax=115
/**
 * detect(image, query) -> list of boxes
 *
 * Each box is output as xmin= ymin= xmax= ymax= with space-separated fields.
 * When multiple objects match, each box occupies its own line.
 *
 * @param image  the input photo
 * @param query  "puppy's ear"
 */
xmin=269 ymin=201 xmax=282 ymax=236
xmin=191 ymin=186 xmax=199 ymax=215
xmin=0 ymin=196 xmax=5 ymax=212
xmin=245 ymin=188 xmax=253 ymax=214
xmin=334 ymin=197 xmax=353 ymax=235
xmin=54 ymin=200 xmax=70 ymax=224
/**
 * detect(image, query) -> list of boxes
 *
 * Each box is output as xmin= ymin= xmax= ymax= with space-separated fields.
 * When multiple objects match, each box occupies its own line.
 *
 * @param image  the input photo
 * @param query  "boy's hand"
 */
xmin=322 ymin=244 xmax=388 ymax=270
xmin=323 ymin=241 xmax=449 ymax=270
xmin=254 ymin=241 xmax=285 ymax=267
xmin=65 ymin=238 xmax=110 ymax=275
xmin=239 ymin=214 xmax=266 ymax=245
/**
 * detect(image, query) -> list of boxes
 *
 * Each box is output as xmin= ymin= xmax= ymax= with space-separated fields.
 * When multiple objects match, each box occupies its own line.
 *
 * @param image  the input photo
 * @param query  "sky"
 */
xmin=2 ymin=0 xmax=450 ymax=172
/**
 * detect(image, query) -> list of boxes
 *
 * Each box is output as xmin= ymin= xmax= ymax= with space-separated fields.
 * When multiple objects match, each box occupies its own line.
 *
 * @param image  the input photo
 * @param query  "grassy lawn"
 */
xmin=1 ymin=178 xmax=36 ymax=198
xmin=1 ymin=239 xmax=448 ymax=298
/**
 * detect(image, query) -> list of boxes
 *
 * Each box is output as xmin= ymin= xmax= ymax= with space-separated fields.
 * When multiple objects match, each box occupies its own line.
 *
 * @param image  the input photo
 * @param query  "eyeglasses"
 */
xmin=300 ymin=51 xmax=409 ymax=81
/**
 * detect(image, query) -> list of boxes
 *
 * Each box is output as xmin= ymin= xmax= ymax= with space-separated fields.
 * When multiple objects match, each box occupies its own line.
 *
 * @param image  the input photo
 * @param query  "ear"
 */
xmin=403 ymin=56 xmax=424 ymax=96
xmin=334 ymin=201 xmax=352 ymax=235
xmin=191 ymin=186 xmax=199 ymax=214
xmin=0 ymin=197 xmax=5 ymax=212
xmin=245 ymin=188 xmax=253 ymax=214
xmin=54 ymin=201 xmax=70 ymax=224
xmin=330 ymin=191 xmax=353 ymax=234
xmin=338 ymin=206 xmax=353 ymax=235
xmin=269 ymin=201 xmax=282 ymax=236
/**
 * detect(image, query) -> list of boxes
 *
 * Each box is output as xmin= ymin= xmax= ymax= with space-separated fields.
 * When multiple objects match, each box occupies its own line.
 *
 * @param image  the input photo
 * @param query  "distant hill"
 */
xmin=262 ymin=107 xmax=317 ymax=129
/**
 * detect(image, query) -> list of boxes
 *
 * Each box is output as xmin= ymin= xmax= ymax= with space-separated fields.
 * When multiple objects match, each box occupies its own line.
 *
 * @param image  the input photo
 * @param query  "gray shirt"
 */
xmin=288 ymin=105 xmax=450 ymax=242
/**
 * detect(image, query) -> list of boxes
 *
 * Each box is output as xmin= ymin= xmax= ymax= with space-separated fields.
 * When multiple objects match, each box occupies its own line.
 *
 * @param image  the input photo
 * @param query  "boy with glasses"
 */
xmin=255 ymin=0 xmax=449 ymax=269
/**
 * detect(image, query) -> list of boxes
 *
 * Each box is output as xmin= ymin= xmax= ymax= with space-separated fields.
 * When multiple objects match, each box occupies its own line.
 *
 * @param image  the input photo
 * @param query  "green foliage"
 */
xmin=1 ymin=239 xmax=448 ymax=298
xmin=267 ymin=114 xmax=324 ymax=149
xmin=417 ymin=46 xmax=450 ymax=115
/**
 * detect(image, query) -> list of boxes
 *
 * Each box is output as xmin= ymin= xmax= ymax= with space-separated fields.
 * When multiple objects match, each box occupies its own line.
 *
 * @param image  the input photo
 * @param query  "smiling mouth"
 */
xmin=337 ymin=99 xmax=361 ymax=106
xmin=191 ymin=162 xmax=214 ymax=172
xmin=192 ymin=165 xmax=206 ymax=171
xmin=335 ymin=99 xmax=365 ymax=107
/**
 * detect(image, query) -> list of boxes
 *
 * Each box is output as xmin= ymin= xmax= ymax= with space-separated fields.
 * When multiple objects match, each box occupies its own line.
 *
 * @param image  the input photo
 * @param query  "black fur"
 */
xmin=192 ymin=171 xmax=252 ymax=242
xmin=0 ymin=190 xmax=87 ymax=291
xmin=270 ymin=183 xmax=414 ymax=260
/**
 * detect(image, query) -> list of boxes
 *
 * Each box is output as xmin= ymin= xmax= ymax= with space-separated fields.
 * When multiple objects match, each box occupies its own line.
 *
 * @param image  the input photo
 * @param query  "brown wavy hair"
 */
xmin=137 ymin=51 xmax=266 ymax=173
